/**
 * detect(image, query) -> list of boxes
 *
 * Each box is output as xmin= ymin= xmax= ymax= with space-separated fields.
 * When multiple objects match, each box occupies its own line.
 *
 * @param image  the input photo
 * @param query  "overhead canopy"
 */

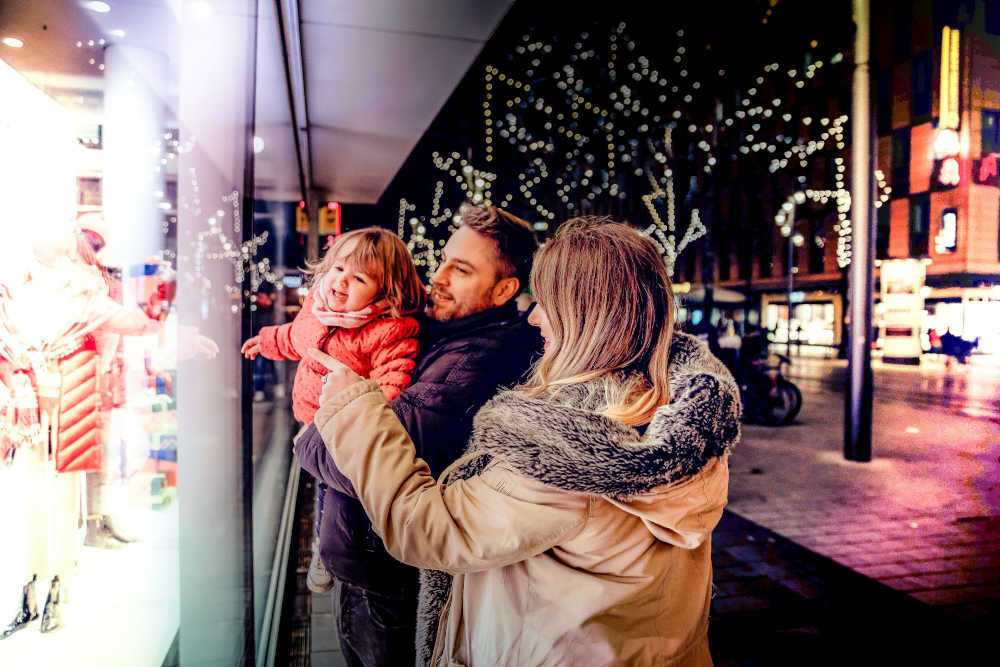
xmin=676 ymin=285 xmax=747 ymax=305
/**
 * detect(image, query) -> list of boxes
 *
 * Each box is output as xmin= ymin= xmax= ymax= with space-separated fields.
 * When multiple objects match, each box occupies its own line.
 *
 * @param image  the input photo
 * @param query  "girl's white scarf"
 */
xmin=311 ymin=272 xmax=391 ymax=329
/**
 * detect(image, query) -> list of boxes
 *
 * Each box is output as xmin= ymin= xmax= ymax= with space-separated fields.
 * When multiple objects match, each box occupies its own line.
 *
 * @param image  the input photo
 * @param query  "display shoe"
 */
xmin=306 ymin=538 xmax=334 ymax=593
xmin=85 ymin=514 xmax=136 ymax=547
xmin=40 ymin=576 xmax=62 ymax=634
xmin=1 ymin=574 xmax=39 ymax=640
xmin=101 ymin=514 xmax=137 ymax=543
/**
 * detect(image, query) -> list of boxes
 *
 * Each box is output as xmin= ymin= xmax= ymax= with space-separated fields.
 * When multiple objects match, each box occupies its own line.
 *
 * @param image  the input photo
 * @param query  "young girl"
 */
xmin=241 ymin=226 xmax=425 ymax=590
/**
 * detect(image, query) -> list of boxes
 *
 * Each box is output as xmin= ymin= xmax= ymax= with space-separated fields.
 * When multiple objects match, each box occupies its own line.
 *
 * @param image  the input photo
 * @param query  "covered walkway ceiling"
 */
xmin=0 ymin=0 xmax=512 ymax=205
xmin=259 ymin=0 xmax=513 ymax=203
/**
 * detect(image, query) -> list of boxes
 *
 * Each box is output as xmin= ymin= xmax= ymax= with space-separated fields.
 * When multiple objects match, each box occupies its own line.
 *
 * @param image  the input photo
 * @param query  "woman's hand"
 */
xmin=241 ymin=335 xmax=260 ymax=359
xmin=309 ymin=348 xmax=364 ymax=404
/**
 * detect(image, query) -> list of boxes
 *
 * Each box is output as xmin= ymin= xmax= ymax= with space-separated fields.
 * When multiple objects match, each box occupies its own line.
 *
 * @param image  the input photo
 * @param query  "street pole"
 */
xmin=786 ymin=202 xmax=795 ymax=356
xmin=846 ymin=0 xmax=875 ymax=462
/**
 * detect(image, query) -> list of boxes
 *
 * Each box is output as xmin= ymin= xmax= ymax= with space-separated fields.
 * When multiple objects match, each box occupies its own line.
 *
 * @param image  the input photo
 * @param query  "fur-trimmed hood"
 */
xmin=444 ymin=330 xmax=741 ymax=498
xmin=415 ymin=331 xmax=740 ymax=666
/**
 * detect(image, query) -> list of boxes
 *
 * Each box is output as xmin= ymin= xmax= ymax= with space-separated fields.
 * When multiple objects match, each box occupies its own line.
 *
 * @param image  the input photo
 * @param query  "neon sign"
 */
xmin=973 ymin=153 xmax=1000 ymax=187
xmin=939 ymin=157 xmax=960 ymax=186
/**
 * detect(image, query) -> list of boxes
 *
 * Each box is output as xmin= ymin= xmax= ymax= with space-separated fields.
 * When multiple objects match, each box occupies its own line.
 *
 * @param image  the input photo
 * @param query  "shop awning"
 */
xmin=677 ymin=285 xmax=747 ymax=305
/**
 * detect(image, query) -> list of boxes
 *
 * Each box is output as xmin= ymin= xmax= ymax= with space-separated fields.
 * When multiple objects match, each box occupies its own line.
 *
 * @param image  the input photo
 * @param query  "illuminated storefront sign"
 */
xmin=939 ymin=27 xmax=961 ymax=132
xmin=935 ymin=209 xmax=958 ymax=253
xmin=973 ymin=152 xmax=1000 ymax=186
xmin=937 ymin=157 xmax=961 ymax=186
xmin=880 ymin=259 xmax=927 ymax=364
xmin=934 ymin=27 xmax=961 ymax=187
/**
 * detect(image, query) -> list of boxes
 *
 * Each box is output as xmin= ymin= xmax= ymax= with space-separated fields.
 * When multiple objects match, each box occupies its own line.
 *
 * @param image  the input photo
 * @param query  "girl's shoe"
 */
xmin=306 ymin=538 xmax=333 ymax=593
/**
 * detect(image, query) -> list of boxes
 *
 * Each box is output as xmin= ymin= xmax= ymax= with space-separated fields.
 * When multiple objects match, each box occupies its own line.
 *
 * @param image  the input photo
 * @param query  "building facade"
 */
xmin=691 ymin=0 xmax=1000 ymax=356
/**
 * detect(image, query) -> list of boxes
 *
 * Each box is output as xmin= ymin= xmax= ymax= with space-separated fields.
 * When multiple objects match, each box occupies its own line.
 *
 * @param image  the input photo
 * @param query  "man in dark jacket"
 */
xmin=294 ymin=205 xmax=541 ymax=667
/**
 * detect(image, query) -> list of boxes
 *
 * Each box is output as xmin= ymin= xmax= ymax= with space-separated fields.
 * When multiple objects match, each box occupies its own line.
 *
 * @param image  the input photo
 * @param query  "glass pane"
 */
xmin=249 ymin=0 xmax=302 ymax=656
xmin=0 ymin=1 xmax=257 ymax=664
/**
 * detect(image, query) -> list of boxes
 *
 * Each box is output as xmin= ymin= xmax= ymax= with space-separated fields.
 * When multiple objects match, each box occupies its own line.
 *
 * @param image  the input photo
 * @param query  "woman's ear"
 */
xmin=491 ymin=276 xmax=521 ymax=307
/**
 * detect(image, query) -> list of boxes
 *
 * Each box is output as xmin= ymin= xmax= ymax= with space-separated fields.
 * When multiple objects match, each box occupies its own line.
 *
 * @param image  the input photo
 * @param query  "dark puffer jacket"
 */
xmin=294 ymin=301 xmax=542 ymax=598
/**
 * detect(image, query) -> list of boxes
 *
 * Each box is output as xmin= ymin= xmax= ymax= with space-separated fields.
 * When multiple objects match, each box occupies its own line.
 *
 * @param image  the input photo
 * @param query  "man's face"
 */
xmin=427 ymin=226 xmax=506 ymax=322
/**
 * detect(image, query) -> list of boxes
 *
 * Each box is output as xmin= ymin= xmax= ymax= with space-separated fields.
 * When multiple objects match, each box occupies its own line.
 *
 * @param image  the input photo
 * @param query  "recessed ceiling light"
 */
xmin=2 ymin=37 xmax=24 ymax=48
xmin=108 ymin=29 xmax=126 ymax=38
xmin=189 ymin=1 xmax=213 ymax=21
xmin=81 ymin=2 xmax=111 ymax=13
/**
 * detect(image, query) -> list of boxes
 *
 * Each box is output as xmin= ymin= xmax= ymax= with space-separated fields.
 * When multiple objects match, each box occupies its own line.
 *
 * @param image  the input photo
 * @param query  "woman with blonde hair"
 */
xmin=308 ymin=218 xmax=741 ymax=666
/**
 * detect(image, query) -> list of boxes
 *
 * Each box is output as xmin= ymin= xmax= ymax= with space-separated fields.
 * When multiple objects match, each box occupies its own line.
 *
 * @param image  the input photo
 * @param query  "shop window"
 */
xmin=912 ymin=52 xmax=933 ymax=120
xmin=892 ymin=128 xmax=911 ymax=195
xmin=909 ymin=194 xmax=931 ymax=257
xmin=877 ymin=71 xmax=892 ymax=136
xmin=936 ymin=208 xmax=958 ymax=253
xmin=893 ymin=1 xmax=912 ymax=62
xmin=877 ymin=202 xmax=891 ymax=259
xmin=982 ymin=109 xmax=1000 ymax=154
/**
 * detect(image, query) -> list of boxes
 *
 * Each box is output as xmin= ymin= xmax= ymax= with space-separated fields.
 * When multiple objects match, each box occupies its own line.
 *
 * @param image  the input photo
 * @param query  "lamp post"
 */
xmin=779 ymin=192 xmax=808 ymax=355
xmin=845 ymin=0 xmax=874 ymax=462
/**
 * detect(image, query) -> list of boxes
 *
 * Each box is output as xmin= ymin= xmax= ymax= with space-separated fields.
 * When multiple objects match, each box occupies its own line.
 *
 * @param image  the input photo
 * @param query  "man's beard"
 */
xmin=427 ymin=286 xmax=495 ymax=322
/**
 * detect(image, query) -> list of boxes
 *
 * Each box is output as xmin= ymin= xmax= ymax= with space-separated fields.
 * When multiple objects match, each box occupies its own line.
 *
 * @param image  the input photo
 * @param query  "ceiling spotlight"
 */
xmin=1 ymin=37 xmax=24 ymax=48
xmin=81 ymin=1 xmax=112 ymax=13
xmin=189 ymin=1 xmax=213 ymax=21
xmin=108 ymin=29 xmax=126 ymax=38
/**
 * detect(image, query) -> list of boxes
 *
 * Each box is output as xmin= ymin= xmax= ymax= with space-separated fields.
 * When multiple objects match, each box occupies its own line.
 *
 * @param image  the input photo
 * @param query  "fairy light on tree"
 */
xmin=396 ymin=11 xmax=857 ymax=278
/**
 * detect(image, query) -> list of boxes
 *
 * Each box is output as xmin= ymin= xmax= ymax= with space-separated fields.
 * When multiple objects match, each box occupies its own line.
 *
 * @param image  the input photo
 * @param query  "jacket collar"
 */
xmin=419 ymin=300 xmax=521 ymax=349
xmin=451 ymin=332 xmax=741 ymax=499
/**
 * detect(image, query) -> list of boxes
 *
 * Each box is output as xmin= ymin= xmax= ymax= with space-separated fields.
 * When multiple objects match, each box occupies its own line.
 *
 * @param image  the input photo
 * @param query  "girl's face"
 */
xmin=527 ymin=303 xmax=554 ymax=351
xmin=327 ymin=243 xmax=379 ymax=312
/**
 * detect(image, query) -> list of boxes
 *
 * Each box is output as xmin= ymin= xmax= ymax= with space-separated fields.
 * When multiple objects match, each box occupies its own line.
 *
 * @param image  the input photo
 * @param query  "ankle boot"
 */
xmin=102 ymin=514 xmax=137 ymax=543
xmin=40 ymin=576 xmax=61 ymax=634
xmin=85 ymin=514 xmax=135 ymax=547
xmin=1 ymin=574 xmax=39 ymax=639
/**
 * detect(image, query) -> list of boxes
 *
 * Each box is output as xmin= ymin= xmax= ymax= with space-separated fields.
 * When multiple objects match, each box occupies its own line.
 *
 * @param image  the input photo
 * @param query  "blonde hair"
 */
xmin=522 ymin=218 xmax=675 ymax=426
xmin=306 ymin=227 xmax=425 ymax=317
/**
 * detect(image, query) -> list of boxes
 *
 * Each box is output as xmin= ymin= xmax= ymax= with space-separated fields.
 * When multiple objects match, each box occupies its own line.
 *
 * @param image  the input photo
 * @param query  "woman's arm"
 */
xmin=292 ymin=422 xmax=358 ymax=498
xmin=313 ymin=379 xmax=590 ymax=573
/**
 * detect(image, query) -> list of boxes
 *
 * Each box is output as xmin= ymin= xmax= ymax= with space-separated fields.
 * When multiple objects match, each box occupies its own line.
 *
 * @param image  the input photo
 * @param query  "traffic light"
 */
xmin=295 ymin=200 xmax=308 ymax=233
xmin=319 ymin=201 xmax=341 ymax=235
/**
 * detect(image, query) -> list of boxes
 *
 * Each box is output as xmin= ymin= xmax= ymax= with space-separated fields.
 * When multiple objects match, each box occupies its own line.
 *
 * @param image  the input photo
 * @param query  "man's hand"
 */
xmin=309 ymin=348 xmax=364 ymax=405
xmin=241 ymin=335 xmax=261 ymax=359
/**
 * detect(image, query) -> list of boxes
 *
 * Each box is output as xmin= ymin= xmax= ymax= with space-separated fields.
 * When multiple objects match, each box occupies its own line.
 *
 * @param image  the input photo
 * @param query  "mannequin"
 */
xmin=0 ymin=226 xmax=159 ymax=637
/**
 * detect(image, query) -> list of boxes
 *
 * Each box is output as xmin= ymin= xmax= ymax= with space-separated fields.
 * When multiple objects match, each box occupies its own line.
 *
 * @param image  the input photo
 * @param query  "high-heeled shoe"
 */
xmin=102 ymin=514 xmax=137 ymax=543
xmin=1 ymin=574 xmax=39 ymax=639
xmin=85 ymin=514 xmax=136 ymax=547
xmin=40 ymin=575 xmax=61 ymax=634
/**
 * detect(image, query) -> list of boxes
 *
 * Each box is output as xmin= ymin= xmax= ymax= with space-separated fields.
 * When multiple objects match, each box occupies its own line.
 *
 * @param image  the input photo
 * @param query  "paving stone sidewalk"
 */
xmin=709 ymin=510 xmax=987 ymax=665
xmin=724 ymin=356 xmax=1000 ymax=660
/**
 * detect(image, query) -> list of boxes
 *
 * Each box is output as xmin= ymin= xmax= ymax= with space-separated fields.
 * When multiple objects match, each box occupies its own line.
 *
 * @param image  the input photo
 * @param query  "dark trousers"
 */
xmin=334 ymin=579 xmax=417 ymax=667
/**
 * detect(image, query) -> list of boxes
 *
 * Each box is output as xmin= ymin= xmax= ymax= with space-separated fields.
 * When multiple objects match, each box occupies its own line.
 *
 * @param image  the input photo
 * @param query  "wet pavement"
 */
xmin=725 ymin=352 xmax=999 ymax=662
xmin=708 ymin=511 xmax=986 ymax=665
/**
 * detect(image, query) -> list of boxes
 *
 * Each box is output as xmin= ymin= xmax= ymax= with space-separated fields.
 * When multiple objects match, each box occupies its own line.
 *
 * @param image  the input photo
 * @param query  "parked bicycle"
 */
xmin=717 ymin=343 xmax=802 ymax=426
